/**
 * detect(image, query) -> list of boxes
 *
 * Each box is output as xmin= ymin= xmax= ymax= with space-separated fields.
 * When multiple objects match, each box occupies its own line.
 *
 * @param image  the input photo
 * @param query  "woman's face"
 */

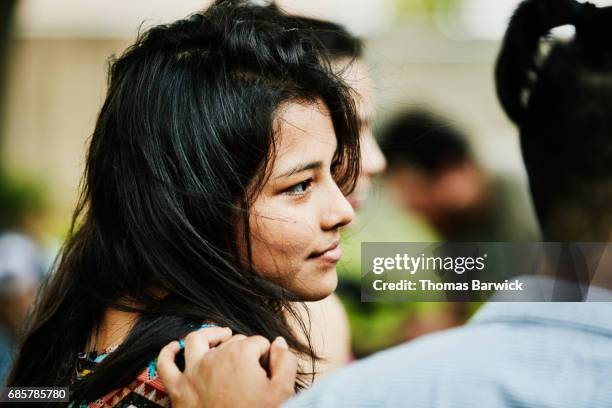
xmin=246 ymin=100 xmax=355 ymax=301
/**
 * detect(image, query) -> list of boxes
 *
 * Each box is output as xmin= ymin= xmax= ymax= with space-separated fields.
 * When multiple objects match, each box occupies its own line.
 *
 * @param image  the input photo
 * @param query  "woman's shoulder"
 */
xmin=74 ymin=323 xmax=217 ymax=408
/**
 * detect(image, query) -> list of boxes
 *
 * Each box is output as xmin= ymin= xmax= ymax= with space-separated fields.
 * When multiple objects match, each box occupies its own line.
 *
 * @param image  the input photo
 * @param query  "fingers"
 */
xmin=210 ymin=334 xmax=247 ymax=354
xmin=157 ymin=341 xmax=183 ymax=393
xmin=269 ymin=337 xmax=298 ymax=389
xmin=241 ymin=335 xmax=272 ymax=359
xmin=225 ymin=334 xmax=247 ymax=345
xmin=184 ymin=327 xmax=232 ymax=373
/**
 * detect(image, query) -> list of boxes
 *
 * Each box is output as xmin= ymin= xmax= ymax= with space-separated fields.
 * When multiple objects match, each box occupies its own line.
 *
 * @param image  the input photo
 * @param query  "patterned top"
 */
xmin=73 ymin=345 xmax=169 ymax=408
xmin=73 ymin=323 xmax=215 ymax=408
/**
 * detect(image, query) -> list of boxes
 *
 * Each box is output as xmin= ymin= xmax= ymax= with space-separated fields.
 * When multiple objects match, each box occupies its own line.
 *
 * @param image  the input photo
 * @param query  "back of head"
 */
xmin=496 ymin=0 xmax=612 ymax=240
xmin=380 ymin=109 xmax=470 ymax=175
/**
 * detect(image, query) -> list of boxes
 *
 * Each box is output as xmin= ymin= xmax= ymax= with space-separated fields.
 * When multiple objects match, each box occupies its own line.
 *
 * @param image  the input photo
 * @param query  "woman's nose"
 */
xmin=321 ymin=182 xmax=355 ymax=231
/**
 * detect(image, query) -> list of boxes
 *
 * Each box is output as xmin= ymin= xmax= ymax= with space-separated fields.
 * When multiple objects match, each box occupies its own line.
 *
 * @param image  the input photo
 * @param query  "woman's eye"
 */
xmin=285 ymin=178 xmax=313 ymax=195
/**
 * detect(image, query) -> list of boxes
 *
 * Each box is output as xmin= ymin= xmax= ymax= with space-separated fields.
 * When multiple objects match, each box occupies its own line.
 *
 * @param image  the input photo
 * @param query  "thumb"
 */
xmin=157 ymin=341 xmax=183 ymax=395
xmin=269 ymin=337 xmax=298 ymax=388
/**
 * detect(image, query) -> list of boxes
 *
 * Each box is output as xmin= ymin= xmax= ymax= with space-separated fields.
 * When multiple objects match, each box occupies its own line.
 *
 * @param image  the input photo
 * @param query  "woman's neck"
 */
xmin=87 ymin=308 xmax=138 ymax=352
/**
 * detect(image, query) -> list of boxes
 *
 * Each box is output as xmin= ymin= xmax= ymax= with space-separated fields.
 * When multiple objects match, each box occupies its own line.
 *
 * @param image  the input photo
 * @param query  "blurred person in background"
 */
xmin=0 ymin=232 xmax=44 ymax=385
xmin=290 ymin=15 xmax=388 ymax=370
xmin=297 ymin=19 xmax=387 ymax=214
xmin=380 ymin=109 xmax=538 ymax=242
xmin=162 ymin=1 xmax=612 ymax=407
xmin=0 ymin=169 xmax=48 ymax=385
xmin=379 ymin=110 xmax=535 ymax=324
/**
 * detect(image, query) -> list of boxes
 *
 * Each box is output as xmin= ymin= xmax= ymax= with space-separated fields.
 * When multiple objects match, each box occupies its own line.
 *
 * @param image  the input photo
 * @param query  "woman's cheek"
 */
xmin=275 ymin=206 xmax=316 ymax=255
xmin=251 ymin=200 xmax=314 ymax=257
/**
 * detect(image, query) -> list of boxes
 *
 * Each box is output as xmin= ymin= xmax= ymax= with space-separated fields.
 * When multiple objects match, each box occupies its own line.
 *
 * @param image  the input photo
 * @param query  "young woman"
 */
xmin=7 ymin=1 xmax=361 ymax=406
xmin=159 ymin=0 xmax=612 ymax=406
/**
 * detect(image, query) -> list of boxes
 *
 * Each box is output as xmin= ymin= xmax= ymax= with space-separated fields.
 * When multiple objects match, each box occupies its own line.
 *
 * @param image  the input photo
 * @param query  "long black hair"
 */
xmin=7 ymin=0 xmax=360 ymax=403
xmin=496 ymin=0 xmax=612 ymax=240
xmin=291 ymin=16 xmax=363 ymax=61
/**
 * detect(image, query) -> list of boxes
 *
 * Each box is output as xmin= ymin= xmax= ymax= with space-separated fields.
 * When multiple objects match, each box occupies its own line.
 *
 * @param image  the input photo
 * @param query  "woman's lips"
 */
xmin=309 ymin=241 xmax=342 ymax=263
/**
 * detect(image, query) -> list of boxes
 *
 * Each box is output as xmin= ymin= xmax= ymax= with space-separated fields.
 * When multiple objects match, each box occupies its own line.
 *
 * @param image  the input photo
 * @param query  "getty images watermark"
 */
xmin=361 ymin=242 xmax=612 ymax=302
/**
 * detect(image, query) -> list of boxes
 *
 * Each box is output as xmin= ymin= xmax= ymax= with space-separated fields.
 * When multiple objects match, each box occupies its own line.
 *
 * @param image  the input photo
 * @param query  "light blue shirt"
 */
xmin=285 ymin=300 xmax=612 ymax=408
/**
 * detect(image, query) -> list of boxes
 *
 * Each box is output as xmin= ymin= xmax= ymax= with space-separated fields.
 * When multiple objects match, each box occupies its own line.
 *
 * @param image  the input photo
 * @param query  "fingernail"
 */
xmin=274 ymin=336 xmax=288 ymax=349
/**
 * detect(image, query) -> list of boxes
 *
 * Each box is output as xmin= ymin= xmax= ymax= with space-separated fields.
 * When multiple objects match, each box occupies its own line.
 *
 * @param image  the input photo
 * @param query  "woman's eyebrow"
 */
xmin=275 ymin=161 xmax=322 ymax=179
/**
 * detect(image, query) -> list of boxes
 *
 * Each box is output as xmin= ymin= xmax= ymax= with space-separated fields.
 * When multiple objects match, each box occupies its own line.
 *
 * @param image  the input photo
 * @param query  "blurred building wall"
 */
xmin=3 ymin=38 xmax=129 ymax=223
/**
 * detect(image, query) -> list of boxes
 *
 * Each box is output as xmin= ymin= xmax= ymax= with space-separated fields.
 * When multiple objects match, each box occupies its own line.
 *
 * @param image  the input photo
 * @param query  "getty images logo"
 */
xmin=371 ymin=253 xmax=488 ymax=275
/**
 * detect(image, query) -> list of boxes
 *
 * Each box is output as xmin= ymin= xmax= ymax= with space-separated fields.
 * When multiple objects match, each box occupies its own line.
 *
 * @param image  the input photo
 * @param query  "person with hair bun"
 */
xmin=164 ymin=1 xmax=612 ymax=407
xmin=7 ymin=1 xmax=362 ymax=406
xmin=496 ymin=0 xmax=612 ymax=242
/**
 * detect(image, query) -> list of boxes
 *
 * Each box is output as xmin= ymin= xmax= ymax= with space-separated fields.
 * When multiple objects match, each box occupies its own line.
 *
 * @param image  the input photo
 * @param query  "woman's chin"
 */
xmin=295 ymin=270 xmax=338 ymax=302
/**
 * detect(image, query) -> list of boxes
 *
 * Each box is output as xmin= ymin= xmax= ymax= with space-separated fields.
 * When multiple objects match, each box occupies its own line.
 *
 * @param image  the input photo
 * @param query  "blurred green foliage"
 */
xmin=395 ymin=0 xmax=465 ymax=15
xmin=0 ymin=167 xmax=47 ymax=230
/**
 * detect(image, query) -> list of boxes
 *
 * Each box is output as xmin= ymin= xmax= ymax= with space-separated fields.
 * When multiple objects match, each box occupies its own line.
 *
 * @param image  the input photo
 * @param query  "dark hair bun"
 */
xmin=495 ymin=0 xmax=593 ymax=124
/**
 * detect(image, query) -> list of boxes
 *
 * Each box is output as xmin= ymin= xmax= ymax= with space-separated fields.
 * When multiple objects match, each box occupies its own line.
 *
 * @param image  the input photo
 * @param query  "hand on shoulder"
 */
xmin=157 ymin=326 xmax=297 ymax=408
